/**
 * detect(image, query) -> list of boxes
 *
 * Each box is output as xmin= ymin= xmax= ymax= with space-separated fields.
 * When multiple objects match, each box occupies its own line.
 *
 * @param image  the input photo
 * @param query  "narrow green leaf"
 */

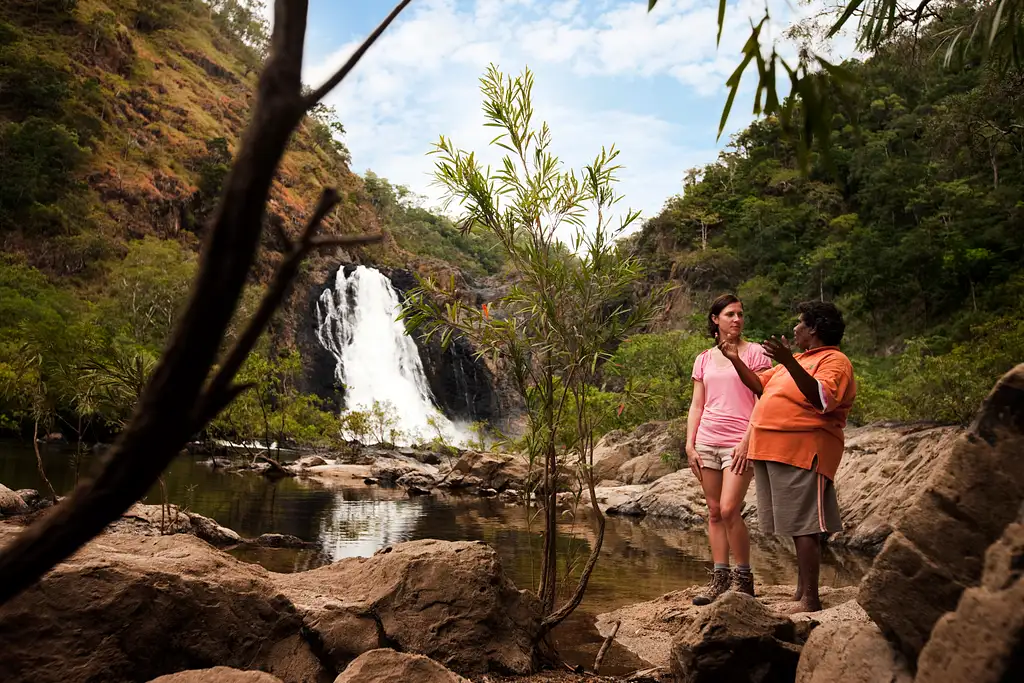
xmin=716 ymin=0 xmax=727 ymax=47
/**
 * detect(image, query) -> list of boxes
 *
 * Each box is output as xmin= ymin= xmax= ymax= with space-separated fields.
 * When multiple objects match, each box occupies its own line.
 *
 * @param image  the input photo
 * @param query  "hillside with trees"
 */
xmin=617 ymin=4 xmax=1024 ymax=427
xmin=0 ymin=0 xmax=501 ymax=441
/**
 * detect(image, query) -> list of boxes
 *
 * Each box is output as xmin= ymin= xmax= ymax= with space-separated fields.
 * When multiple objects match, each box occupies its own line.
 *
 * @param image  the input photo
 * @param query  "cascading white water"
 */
xmin=315 ymin=265 xmax=465 ymax=446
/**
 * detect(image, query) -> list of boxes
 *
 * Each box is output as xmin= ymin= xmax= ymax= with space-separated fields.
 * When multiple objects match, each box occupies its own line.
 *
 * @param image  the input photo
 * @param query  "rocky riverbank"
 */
xmin=1 ymin=363 xmax=1021 ymax=683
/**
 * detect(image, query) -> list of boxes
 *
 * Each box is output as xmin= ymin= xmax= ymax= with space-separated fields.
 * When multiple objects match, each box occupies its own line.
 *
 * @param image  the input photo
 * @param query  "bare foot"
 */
xmin=773 ymin=598 xmax=822 ymax=615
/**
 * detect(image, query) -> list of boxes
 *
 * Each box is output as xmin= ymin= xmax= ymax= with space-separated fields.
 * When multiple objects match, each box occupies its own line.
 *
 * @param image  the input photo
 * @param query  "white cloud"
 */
xmin=301 ymin=0 xmax=860 ymax=233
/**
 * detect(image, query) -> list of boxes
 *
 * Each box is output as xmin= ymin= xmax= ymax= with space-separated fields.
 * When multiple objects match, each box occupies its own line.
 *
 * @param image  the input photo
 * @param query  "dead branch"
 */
xmin=593 ymin=619 xmax=620 ymax=674
xmin=0 ymin=0 xmax=405 ymax=607
xmin=32 ymin=418 xmax=59 ymax=503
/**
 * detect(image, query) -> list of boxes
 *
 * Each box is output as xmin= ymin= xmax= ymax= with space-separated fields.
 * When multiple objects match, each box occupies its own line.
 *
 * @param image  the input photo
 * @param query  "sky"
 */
xmin=290 ymin=0 xmax=856 ymax=227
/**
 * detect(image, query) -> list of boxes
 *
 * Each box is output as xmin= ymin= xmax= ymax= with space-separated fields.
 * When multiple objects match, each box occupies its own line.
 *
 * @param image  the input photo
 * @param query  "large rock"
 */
xmin=795 ymin=622 xmax=912 ymax=683
xmin=597 ymin=585 xmax=857 ymax=669
xmin=857 ymin=364 xmax=1024 ymax=663
xmin=669 ymin=592 xmax=802 ymax=683
xmin=831 ymin=424 xmax=963 ymax=552
xmin=189 ymin=512 xmax=243 ymax=547
xmin=0 ymin=529 xmax=324 ymax=683
xmin=448 ymin=451 xmax=531 ymax=491
xmin=370 ymin=455 xmax=438 ymax=483
xmin=147 ymin=669 xmax=284 ymax=683
xmin=616 ymin=452 xmax=676 ymax=485
xmin=913 ymin=505 xmax=1024 ymax=683
xmin=0 ymin=484 xmax=29 ymax=516
xmin=606 ymin=469 xmax=756 ymax=527
xmin=275 ymin=539 xmax=541 ymax=676
xmin=592 ymin=431 xmax=636 ymax=481
xmin=334 ymin=649 xmax=467 ymax=683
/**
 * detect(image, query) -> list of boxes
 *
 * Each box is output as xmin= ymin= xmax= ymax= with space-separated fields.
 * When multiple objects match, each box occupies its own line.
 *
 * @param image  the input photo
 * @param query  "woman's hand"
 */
xmin=729 ymin=439 xmax=749 ymax=475
xmin=686 ymin=444 xmax=703 ymax=483
xmin=762 ymin=335 xmax=795 ymax=367
xmin=717 ymin=338 xmax=740 ymax=362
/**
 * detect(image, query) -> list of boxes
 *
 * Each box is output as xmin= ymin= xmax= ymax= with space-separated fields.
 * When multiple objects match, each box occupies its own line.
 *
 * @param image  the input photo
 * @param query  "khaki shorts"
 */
xmin=753 ymin=458 xmax=842 ymax=536
xmin=695 ymin=444 xmax=734 ymax=470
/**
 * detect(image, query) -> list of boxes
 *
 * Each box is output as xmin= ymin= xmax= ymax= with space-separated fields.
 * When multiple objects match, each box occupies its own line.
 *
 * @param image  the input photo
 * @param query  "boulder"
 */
xmin=0 ymin=530 xmax=324 ymax=683
xmin=396 ymin=471 xmax=439 ymax=492
xmin=913 ymin=505 xmax=1024 ymax=683
xmin=292 ymin=455 xmax=328 ymax=468
xmin=607 ymin=470 xmax=756 ymax=527
xmin=14 ymin=488 xmax=41 ymax=507
xmin=616 ymin=453 xmax=676 ymax=485
xmin=370 ymin=455 xmax=438 ymax=484
xmin=254 ymin=533 xmax=312 ymax=548
xmin=795 ymin=622 xmax=911 ymax=683
xmin=669 ymin=592 xmax=802 ymax=683
xmin=0 ymin=484 xmax=29 ymax=516
xmin=147 ymin=668 xmax=284 ymax=683
xmin=275 ymin=539 xmax=541 ymax=676
xmin=592 ymin=433 xmax=635 ymax=481
xmin=857 ymin=364 xmax=1024 ymax=662
xmin=188 ymin=512 xmax=243 ymax=547
xmin=831 ymin=424 xmax=963 ymax=552
xmin=334 ymin=649 xmax=468 ymax=683
xmin=597 ymin=585 xmax=856 ymax=669
xmin=449 ymin=451 xmax=531 ymax=491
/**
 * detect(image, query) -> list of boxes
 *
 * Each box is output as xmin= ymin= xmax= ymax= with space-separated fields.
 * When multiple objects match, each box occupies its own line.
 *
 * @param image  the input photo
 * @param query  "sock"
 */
xmin=735 ymin=564 xmax=752 ymax=574
xmin=714 ymin=562 xmax=730 ymax=571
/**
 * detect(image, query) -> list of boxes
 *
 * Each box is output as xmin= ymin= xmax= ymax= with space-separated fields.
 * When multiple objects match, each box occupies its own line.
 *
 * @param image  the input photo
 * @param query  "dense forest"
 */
xmin=0 ymin=0 xmax=1021 ymax=447
xmin=614 ymin=4 xmax=1024 ymax=427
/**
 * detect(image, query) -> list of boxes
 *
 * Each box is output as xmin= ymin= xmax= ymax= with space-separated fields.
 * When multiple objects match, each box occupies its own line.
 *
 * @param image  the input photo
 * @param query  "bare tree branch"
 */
xmin=302 ymin=0 xmax=414 ymax=109
xmin=0 ymin=0 xmax=393 ymax=607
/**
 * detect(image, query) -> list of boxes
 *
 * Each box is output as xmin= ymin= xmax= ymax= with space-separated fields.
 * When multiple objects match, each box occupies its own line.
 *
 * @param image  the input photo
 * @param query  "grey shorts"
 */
xmin=753 ymin=458 xmax=842 ymax=536
xmin=695 ymin=444 xmax=734 ymax=470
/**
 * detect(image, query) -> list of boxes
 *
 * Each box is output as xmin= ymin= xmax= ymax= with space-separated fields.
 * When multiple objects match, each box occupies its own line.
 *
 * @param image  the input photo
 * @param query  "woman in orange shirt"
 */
xmin=720 ymin=301 xmax=856 ymax=614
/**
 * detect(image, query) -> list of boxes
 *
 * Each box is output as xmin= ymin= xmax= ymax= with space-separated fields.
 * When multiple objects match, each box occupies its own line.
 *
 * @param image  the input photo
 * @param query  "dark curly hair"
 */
xmin=707 ymin=294 xmax=741 ymax=338
xmin=797 ymin=301 xmax=846 ymax=346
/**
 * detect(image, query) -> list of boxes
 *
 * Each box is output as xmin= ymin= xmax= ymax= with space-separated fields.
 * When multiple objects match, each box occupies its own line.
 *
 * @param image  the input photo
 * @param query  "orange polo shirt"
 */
xmin=747 ymin=346 xmax=856 ymax=480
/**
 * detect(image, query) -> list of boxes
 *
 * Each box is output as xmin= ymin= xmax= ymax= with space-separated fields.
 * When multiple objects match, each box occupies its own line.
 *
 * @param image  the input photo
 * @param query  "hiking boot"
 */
xmin=692 ymin=567 xmax=731 ymax=606
xmin=732 ymin=568 xmax=755 ymax=597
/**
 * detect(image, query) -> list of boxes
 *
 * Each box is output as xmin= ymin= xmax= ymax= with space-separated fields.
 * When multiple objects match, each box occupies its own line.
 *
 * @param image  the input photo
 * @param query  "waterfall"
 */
xmin=315 ymin=265 xmax=465 ymax=446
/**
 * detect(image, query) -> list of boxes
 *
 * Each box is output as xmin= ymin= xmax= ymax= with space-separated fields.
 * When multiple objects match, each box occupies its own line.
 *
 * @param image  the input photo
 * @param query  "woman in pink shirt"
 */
xmin=685 ymin=294 xmax=771 ymax=605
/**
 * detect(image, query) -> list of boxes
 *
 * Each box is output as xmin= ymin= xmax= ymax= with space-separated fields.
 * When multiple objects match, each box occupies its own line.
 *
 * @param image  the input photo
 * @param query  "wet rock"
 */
xmin=795 ymin=622 xmax=911 ymax=683
xmin=0 ymin=484 xmax=29 ymax=516
xmin=334 ymin=649 xmax=468 ymax=682
xmin=478 ymin=488 xmax=498 ymax=497
xmin=396 ymin=471 xmax=438 ymax=492
xmin=913 ymin=505 xmax=1024 ymax=683
xmin=275 ymin=539 xmax=542 ymax=675
xmin=188 ymin=513 xmax=243 ymax=547
xmin=498 ymin=489 xmax=521 ymax=504
xmin=450 ymin=451 xmax=531 ymax=491
xmin=669 ymin=592 xmax=801 ymax=683
xmin=147 ymin=668 xmax=284 ymax=683
xmin=858 ymin=364 xmax=1024 ymax=662
xmin=363 ymin=477 xmax=379 ymax=486
xmin=254 ymin=533 xmax=311 ymax=549
xmin=0 ymin=530 xmax=322 ymax=683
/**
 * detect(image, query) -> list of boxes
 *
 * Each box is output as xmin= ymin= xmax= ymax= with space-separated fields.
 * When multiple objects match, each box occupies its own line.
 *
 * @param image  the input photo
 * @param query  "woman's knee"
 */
xmin=706 ymin=500 xmax=723 ymax=523
xmin=720 ymin=501 xmax=743 ymax=523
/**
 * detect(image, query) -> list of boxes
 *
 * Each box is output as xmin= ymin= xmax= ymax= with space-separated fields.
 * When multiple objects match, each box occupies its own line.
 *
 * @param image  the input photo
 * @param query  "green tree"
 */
xmin=400 ymin=65 xmax=668 ymax=636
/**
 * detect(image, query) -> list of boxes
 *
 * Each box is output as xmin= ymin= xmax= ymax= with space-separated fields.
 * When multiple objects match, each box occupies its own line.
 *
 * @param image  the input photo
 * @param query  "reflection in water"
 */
xmin=0 ymin=441 xmax=869 ymax=673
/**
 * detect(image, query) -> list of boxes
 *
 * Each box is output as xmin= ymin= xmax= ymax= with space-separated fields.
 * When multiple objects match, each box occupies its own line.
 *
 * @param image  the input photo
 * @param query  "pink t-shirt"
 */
xmin=692 ymin=343 xmax=772 ymax=448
